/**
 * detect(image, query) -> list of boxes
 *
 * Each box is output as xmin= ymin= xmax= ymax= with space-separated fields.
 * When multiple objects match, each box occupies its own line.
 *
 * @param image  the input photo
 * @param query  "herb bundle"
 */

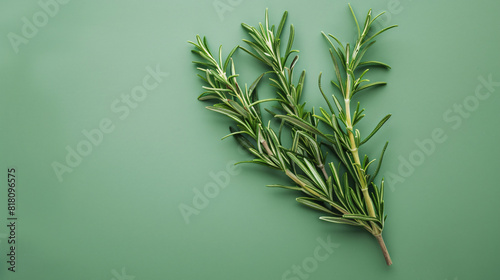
xmin=189 ymin=5 xmax=397 ymax=265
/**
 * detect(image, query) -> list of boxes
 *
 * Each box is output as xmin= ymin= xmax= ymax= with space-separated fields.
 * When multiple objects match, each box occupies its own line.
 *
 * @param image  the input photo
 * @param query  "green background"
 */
xmin=1 ymin=0 xmax=499 ymax=279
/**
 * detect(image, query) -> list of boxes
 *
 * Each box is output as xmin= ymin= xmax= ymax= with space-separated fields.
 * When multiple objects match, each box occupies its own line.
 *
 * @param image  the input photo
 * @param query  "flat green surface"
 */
xmin=1 ymin=0 xmax=499 ymax=279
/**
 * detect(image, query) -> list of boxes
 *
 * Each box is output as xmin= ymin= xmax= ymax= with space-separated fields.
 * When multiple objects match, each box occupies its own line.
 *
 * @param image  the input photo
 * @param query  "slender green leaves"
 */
xmin=190 ymin=8 xmax=396 ymax=261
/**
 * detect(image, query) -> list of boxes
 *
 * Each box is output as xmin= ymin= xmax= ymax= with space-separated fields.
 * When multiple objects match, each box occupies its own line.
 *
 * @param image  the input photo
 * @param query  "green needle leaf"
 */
xmin=372 ymin=141 xmax=389 ymax=179
xmin=360 ymin=114 xmax=391 ymax=145
xmin=348 ymin=4 xmax=360 ymax=37
xmin=362 ymin=25 xmax=398 ymax=45
xmin=320 ymin=216 xmax=362 ymax=226
xmin=318 ymin=72 xmax=335 ymax=114
xmin=353 ymin=81 xmax=387 ymax=96
xmin=358 ymin=61 xmax=391 ymax=69
xmin=267 ymin=184 xmax=301 ymax=191
xmin=343 ymin=214 xmax=379 ymax=222
xmin=296 ymin=197 xmax=336 ymax=214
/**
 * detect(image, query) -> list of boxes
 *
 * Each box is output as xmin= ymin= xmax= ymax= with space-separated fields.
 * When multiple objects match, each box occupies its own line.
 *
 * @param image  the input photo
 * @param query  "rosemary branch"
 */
xmin=189 ymin=5 xmax=396 ymax=265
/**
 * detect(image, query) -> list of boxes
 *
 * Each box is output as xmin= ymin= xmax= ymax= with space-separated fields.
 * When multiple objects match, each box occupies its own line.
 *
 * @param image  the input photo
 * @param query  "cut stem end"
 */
xmin=375 ymin=234 xmax=392 ymax=266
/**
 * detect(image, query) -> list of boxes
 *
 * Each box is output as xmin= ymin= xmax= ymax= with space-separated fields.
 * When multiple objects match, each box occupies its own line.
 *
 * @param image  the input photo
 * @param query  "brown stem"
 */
xmin=261 ymin=140 xmax=273 ymax=156
xmin=318 ymin=164 xmax=329 ymax=180
xmin=374 ymin=234 xmax=392 ymax=266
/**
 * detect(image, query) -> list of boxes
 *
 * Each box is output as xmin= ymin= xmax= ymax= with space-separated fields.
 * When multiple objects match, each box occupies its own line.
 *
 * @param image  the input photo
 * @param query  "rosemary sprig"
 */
xmin=189 ymin=5 xmax=396 ymax=265
xmin=240 ymin=10 xmax=330 ymax=179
